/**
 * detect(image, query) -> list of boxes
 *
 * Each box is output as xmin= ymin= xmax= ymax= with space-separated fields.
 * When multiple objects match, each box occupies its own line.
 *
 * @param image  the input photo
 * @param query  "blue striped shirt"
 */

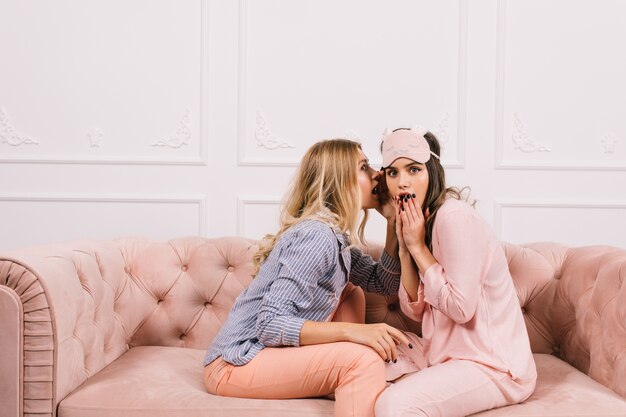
xmin=202 ymin=219 xmax=401 ymax=366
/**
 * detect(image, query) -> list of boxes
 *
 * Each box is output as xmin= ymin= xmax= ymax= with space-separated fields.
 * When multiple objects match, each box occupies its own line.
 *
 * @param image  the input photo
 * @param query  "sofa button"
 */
xmin=204 ymin=301 xmax=210 ymax=307
xmin=180 ymin=334 xmax=186 ymax=340
xmin=521 ymin=307 xmax=527 ymax=314
xmin=553 ymin=345 xmax=560 ymax=354
xmin=181 ymin=265 xmax=188 ymax=272
xmin=124 ymin=266 xmax=131 ymax=274
xmin=157 ymin=299 xmax=163 ymax=305
xmin=388 ymin=303 xmax=397 ymax=311
xmin=227 ymin=266 xmax=234 ymax=272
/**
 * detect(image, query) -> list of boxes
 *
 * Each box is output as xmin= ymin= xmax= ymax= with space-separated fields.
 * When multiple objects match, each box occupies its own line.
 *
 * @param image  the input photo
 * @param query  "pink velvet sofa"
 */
xmin=1 ymin=236 xmax=625 ymax=417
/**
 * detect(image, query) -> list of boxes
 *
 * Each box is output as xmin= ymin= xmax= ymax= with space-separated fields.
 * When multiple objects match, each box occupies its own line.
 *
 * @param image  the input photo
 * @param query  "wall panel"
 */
xmin=0 ymin=195 xmax=206 ymax=250
xmin=494 ymin=201 xmax=626 ymax=247
xmin=0 ymin=0 xmax=209 ymax=165
xmin=495 ymin=0 xmax=626 ymax=170
xmin=237 ymin=0 xmax=467 ymax=168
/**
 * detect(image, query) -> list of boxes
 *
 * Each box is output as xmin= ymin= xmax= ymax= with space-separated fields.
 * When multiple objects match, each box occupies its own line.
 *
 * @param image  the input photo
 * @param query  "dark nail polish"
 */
xmin=393 ymin=359 xmax=397 ymax=363
xmin=401 ymin=207 xmax=404 ymax=211
xmin=385 ymin=359 xmax=390 ymax=363
xmin=409 ymin=343 xmax=413 ymax=349
xmin=412 ymin=193 xmax=416 ymax=198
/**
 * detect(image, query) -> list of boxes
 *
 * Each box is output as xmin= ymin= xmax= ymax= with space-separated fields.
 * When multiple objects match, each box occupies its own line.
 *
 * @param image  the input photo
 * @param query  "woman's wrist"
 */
xmin=408 ymin=243 xmax=430 ymax=259
xmin=408 ymin=244 xmax=437 ymax=275
xmin=399 ymin=248 xmax=411 ymax=260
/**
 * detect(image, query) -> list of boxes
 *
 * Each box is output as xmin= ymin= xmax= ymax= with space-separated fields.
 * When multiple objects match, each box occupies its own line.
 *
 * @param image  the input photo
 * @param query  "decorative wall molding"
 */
xmin=0 ymin=193 xmax=208 ymax=237
xmin=151 ymin=108 xmax=192 ymax=149
xmin=601 ymin=133 xmax=618 ymax=154
xmin=236 ymin=196 xmax=281 ymax=237
xmin=254 ymin=111 xmax=295 ymax=150
xmin=88 ymin=127 xmax=104 ymax=148
xmin=1 ymin=1 xmax=209 ymax=166
xmin=237 ymin=0 xmax=468 ymax=168
xmin=453 ymin=0 xmax=468 ymax=170
xmin=433 ymin=113 xmax=450 ymax=149
xmin=0 ymin=109 xmax=40 ymax=147
xmin=511 ymin=114 xmax=551 ymax=153
xmin=494 ymin=0 xmax=625 ymax=171
xmin=0 ymin=155 xmax=206 ymax=165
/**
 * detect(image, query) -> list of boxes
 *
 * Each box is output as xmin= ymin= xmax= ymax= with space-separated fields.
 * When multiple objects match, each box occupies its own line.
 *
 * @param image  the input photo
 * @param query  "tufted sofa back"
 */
xmin=1 ymin=236 xmax=625 ymax=417
xmin=503 ymin=242 xmax=626 ymax=397
xmin=0 ymin=236 xmax=258 ymax=414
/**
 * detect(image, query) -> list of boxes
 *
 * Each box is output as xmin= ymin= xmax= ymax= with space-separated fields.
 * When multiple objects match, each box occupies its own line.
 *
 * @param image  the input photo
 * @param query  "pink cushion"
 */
xmin=58 ymin=346 xmax=333 ymax=417
xmin=471 ymin=354 xmax=626 ymax=416
xmin=58 ymin=348 xmax=626 ymax=417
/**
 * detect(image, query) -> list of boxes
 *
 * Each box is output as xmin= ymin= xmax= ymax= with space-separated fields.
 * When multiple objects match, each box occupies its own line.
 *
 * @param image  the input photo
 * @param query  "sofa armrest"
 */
xmin=0 ymin=259 xmax=57 ymax=417
xmin=0 ymin=284 xmax=23 ymax=417
xmin=0 ymin=241 xmax=130 ymax=417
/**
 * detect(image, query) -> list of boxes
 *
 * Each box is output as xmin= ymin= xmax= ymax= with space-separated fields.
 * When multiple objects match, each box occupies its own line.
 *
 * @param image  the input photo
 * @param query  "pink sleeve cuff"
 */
xmin=423 ymin=263 xmax=446 ymax=309
xmin=398 ymin=282 xmax=425 ymax=322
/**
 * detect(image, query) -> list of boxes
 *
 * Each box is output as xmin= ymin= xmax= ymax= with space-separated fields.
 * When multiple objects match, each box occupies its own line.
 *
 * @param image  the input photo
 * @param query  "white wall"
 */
xmin=1 ymin=0 xmax=625 ymax=251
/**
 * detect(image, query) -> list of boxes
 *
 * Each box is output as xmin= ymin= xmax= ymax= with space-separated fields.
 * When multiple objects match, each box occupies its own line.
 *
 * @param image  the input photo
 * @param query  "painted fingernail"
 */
xmin=385 ymin=359 xmax=390 ymax=363
xmin=401 ymin=207 xmax=404 ymax=211
xmin=409 ymin=343 xmax=413 ymax=349
xmin=393 ymin=359 xmax=397 ymax=363
xmin=412 ymin=193 xmax=416 ymax=198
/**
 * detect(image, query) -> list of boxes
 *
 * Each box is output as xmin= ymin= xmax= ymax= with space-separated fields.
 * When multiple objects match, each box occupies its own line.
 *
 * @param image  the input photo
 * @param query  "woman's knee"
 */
xmin=376 ymin=383 xmax=428 ymax=417
xmin=375 ymin=390 xmax=396 ymax=417
xmin=349 ymin=344 xmax=384 ymax=369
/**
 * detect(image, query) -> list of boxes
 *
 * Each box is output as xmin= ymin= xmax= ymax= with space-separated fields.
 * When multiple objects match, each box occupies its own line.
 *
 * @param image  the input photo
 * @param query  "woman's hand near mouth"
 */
xmin=399 ymin=194 xmax=437 ymax=274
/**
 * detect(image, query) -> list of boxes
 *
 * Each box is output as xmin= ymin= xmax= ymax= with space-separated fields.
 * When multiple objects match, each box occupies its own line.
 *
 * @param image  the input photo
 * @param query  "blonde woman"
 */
xmin=203 ymin=139 xmax=410 ymax=417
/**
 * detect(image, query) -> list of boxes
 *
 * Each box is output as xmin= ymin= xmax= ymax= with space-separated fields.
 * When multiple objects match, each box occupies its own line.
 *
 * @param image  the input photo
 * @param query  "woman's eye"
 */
xmin=410 ymin=167 xmax=421 ymax=174
xmin=387 ymin=170 xmax=397 ymax=177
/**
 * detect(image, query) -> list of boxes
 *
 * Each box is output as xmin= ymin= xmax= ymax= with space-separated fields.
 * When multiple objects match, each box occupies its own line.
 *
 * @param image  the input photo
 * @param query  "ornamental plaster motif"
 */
xmin=0 ymin=109 xmax=39 ymax=146
xmin=254 ymin=111 xmax=295 ymax=150
xmin=512 ymin=113 xmax=551 ymax=153
xmin=151 ymin=109 xmax=191 ymax=148
xmin=601 ymin=133 xmax=618 ymax=154
xmin=433 ymin=113 xmax=450 ymax=149
xmin=88 ymin=127 xmax=104 ymax=148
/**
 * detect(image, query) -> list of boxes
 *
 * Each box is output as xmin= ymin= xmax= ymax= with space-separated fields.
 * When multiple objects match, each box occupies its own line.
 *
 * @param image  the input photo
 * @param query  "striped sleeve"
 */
xmin=255 ymin=226 xmax=336 ymax=347
xmin=349 ymin=247 xmax=401 ymax=295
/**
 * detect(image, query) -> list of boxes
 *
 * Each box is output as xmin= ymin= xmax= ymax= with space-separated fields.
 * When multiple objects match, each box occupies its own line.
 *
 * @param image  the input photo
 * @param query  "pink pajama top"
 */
xmin=397 ymin=198 xmax=537 ymax=384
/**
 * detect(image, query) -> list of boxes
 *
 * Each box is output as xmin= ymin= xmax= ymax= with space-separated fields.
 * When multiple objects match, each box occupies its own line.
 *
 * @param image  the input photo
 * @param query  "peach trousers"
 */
xmin=203 ymin=284 xmax=387 ymax=417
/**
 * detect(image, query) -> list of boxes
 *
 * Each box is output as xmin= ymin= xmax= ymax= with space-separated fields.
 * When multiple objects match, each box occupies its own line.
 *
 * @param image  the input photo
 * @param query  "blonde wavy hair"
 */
xmin=252 ymin=139 xmax=366 ymax=276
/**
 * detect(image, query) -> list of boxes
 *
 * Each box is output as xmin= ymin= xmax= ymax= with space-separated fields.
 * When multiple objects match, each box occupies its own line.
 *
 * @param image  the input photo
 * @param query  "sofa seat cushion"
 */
xmin=472 ymin=354 xmax=626 ymax=416
xmin=58 ymin=346 xmax=333 ymax=417
xmin=59 ymin=348 xmax=626 ymax=417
